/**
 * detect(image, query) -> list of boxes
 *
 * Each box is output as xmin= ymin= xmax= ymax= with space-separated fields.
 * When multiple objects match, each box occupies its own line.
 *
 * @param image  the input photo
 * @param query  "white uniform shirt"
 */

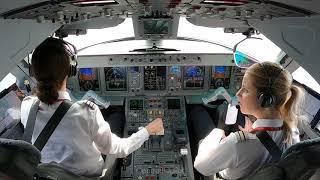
xmin=194 ymin=119 xmax=300 ymax=179
xmin=21 ymin=91 xmax=150 ymax=177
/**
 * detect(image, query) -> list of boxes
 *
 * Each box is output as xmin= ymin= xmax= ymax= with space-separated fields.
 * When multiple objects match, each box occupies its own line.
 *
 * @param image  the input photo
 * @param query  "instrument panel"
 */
xmin=75 ymin=65 xmax=244 ymax=96
xmin=72 ymin=65 xmax=245 ymax=180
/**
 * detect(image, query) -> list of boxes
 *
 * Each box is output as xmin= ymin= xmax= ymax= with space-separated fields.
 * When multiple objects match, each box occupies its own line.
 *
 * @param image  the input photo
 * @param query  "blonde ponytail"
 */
xmin=281 ymin=84 xmax=305 ymax=143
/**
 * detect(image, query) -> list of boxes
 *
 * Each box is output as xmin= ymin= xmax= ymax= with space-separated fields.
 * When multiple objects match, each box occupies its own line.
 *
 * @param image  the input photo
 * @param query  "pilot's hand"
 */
xmin=238 ymin=116 xmax=253 ymax=132
xmin=145 ymin=118 xmax=164 ymax=135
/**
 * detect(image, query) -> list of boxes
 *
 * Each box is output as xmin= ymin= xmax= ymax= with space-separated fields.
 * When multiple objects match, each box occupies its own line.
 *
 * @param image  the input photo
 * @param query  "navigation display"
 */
xmin=105 ymin=67 xmax=127 ymax=91
xmin=183 ymin=66 xmax=205 ymax=89
xmin=78 ymin=68 xmax=100 ymax=91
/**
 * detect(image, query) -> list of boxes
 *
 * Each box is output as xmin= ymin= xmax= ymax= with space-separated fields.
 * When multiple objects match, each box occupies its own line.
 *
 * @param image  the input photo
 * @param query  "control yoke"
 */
xmin=202 ymin=87 xmax=237 ymax=105
xmin=202 ymin=87 xmax=239 ymax=125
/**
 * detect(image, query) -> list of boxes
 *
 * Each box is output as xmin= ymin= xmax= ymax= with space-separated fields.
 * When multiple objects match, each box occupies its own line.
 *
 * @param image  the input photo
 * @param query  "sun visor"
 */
xmin=56 ymin=16 xmax=125 ymax=37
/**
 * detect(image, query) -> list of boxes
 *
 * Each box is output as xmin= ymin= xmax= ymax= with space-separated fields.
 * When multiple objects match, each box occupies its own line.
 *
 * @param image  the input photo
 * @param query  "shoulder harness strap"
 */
xmin=23 ymin=99 xmax=40 ymax=142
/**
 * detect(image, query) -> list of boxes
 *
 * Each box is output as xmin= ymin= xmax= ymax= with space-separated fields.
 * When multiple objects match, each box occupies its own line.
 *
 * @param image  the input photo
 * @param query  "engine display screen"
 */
xmin=183 ymin=66 xmax=205 ymax=89
xmin=144 ymin=66 xmax=166 ymax=90
xmin=78 ymin=68 xmax=100 ymax=91
xmin=130 ymin=99 xmax=143 ymax=110
xmin=130 ymin=66 xmax=140 ymax=73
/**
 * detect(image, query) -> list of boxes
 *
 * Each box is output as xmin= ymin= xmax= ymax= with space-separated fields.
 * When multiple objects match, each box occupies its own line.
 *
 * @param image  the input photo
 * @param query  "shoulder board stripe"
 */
xmin=235 ymin=131 xmax=250 ymax=143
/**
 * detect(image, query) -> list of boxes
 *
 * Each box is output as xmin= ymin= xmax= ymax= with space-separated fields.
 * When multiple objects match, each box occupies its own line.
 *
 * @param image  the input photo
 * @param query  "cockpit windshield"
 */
xmin=65 ymin=17 xmax=283 ymax=63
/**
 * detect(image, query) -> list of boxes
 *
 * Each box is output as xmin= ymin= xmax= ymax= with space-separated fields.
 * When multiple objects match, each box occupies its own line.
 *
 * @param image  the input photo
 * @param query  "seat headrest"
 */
xmin=282 ymin=137 xmax=320 ymax=159
xmin=0 ymin=138 xmax=41 ymax=180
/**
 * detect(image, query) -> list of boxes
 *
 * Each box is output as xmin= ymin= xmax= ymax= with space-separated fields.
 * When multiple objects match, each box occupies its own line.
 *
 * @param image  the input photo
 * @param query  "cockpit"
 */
xmin=1 ymin=1 xmax=320 ymax=180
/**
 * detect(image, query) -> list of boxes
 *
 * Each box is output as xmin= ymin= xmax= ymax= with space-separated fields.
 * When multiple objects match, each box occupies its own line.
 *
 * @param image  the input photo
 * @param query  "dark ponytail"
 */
xmin=31 ymin=37 xmax=70 ymax=105
xmin=36 ymin=80 xmax=62 ymax=105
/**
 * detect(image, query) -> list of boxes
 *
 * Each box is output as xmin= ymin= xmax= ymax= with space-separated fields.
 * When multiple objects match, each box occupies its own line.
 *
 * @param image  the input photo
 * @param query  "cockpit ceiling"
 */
xmin=0 ymin=0 xmax=318 ymax=28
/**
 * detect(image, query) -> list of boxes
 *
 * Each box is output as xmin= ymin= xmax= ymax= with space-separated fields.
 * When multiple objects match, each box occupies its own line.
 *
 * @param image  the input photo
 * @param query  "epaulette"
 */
xmin=234 ymin=131 xmax=251 ymax=143
xmin=84 ymin=100 xmax=96 ymax=110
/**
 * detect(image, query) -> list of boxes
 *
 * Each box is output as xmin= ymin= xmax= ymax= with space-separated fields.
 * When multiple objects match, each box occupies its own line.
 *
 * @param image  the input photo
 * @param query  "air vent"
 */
xmin=130 ymin=43 xmax=179 ymax=52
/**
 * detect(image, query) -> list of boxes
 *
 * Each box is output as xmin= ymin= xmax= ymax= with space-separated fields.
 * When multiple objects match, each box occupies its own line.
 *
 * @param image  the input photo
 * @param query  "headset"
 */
xmin=28 ymin=37 xmax=78 ymax=77
xmin=257 ymin=63 xmax=283 ymax=108
xmin=62 ymin=39 xmax=78 ymax=77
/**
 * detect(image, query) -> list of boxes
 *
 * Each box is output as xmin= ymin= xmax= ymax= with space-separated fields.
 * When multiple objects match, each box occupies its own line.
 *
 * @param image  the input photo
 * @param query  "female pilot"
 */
xmin=193 ymin=62 xmax=304 ymax=179
xmin=20 ymin=37 xmax=164 ymax=177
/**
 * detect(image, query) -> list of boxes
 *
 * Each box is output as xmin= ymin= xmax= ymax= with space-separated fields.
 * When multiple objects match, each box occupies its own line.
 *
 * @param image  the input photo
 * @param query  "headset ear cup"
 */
xmin=69 ymin=64 xmax=75 ymax=77
xmin=69 ymin=65 xmax=72 ymax=77
xmin=69 ymin=59 xmax=78 ymax=77
xmin=258 ymin=92 xmax=274 ymax=108
xmin=28 ymin=63 xmax=32 ymax=76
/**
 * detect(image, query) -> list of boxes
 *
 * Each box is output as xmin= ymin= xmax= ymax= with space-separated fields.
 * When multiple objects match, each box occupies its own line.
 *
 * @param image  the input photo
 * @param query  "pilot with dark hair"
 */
xmin=20 ymin=37 xmax=164 ymax=177
xmin=191 ymin=62 xmax=303 ymax=179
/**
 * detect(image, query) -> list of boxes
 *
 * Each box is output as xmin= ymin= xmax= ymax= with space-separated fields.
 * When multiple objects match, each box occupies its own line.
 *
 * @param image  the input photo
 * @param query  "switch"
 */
xmin=180 ymin=148 xmax=188 ymax=156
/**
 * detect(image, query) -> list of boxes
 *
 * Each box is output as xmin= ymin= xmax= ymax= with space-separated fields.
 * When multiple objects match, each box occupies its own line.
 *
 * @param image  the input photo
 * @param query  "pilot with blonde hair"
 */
xmin=191 ymin=62 xmax=304 ymax=179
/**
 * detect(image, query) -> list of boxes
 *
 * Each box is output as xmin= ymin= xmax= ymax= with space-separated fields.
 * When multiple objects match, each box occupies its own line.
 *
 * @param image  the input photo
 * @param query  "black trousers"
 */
xmin=189 ymin=105 xmax=217 ymax=143
xmin=189 ymin=104 xmax=245 ymax=143
xmin=101 ymin=107 xmax=125 ymax=137
xmin=100 ymin=108 xmax=125 ymax=163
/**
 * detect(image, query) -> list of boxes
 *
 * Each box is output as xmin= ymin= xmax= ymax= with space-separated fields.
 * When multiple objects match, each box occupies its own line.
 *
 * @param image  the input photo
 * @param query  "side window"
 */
xmin=0 ymin=73 xmax=16 ymax=92
xmin=292 ymin=67 xmax=320 ymax=94
xmin=0 ymin=73 xmax=24 ymax=136
xmin=292 ymin=67 xmax=320 ymax=133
